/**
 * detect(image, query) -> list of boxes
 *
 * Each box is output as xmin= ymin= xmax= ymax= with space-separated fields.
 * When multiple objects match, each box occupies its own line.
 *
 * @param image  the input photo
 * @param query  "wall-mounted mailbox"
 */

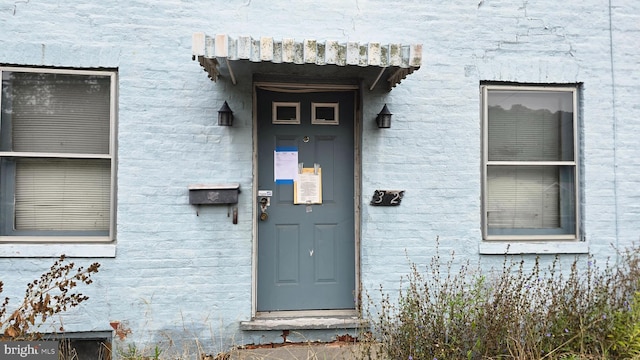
xmin=188 ymin=183 xmax=240 ymax=205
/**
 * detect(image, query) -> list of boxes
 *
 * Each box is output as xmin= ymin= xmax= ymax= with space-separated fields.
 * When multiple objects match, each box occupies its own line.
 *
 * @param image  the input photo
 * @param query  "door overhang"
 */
xmin=191 ymin=32 xmax=422 ymax=91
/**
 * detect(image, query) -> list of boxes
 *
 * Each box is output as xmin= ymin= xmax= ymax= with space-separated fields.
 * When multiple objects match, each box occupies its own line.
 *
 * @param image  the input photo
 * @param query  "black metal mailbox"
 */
xmin=188 ymin=183 xmax=240 ymax=205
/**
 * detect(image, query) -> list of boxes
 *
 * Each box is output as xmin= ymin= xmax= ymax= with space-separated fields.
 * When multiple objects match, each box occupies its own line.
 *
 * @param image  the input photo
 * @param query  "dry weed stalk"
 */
xmin=0 ymin=255 xmax=100 ymax=340
xmin=361 ymin=241 xmax=640 ymax=360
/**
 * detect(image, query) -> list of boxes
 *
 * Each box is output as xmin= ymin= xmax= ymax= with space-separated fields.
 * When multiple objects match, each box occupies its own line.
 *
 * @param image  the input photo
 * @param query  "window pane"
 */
xmin=487 ymin=165 xmax=575 ymax=235
xmin=488 ymin=90 xmax=574 ymax=161
xmin=15 ymin=158 xmax=110 ymax=232
xmin=1 ymin=71 xmax=110 ymax=154
xmin=277 ymin=105 xmax=298 ymax=121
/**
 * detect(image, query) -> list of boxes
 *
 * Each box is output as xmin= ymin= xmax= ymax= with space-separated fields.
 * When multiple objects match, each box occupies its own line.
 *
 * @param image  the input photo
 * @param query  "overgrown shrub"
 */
xmin=0 ymin=255 xmax=101 ymax=340
xmin=362 ymin=243 xmax=640 ymax=360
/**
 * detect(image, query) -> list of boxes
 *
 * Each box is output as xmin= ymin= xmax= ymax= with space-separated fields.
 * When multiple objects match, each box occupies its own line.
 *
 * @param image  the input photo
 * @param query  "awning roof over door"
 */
xmin=191 ymin=32 xmax=422 ymax=91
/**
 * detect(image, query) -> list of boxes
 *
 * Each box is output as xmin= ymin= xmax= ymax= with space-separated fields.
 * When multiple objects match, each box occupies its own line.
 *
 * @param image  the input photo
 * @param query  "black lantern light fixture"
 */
xmin=218 ymin=101 xmax=234 ymax=126
xmin=376 ymin=104 xmax=392 ymax=129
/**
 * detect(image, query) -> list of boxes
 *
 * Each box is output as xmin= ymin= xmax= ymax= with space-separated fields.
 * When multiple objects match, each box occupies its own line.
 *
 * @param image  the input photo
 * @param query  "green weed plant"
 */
xmin=362 ymin=243 xmax=640 ymax=360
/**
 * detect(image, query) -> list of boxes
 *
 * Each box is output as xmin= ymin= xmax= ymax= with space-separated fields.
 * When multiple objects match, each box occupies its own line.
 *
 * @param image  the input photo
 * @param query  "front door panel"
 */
xmin=257 ymin=88 xmax=355 ymax=311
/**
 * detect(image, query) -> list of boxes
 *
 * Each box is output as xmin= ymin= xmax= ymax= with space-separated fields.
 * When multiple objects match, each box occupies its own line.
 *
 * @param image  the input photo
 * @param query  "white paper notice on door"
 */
xmin=294 ymin=167 xmax=322 ymax=204
xmin=274 ymin=147 xmax=298 ymax=184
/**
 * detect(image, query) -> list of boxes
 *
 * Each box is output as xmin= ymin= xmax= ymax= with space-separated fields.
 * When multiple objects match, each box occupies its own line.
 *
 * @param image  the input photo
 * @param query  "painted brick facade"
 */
xmin=1 ymin=0 xmax=638 ymax=356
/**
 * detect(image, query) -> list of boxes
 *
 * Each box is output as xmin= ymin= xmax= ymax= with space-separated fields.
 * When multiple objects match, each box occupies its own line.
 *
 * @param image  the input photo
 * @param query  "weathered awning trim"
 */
xmin=191 ymin=32 xmax=422 ymax=90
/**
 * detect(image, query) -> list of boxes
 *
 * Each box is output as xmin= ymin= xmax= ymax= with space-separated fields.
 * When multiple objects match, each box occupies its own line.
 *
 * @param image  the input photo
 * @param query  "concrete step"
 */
xmin=221 ymin=342 xmax=382 ymax=360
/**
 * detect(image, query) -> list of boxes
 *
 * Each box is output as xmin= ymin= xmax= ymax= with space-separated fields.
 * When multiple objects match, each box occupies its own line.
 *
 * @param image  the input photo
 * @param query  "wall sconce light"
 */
xmin=376 ymin=104 xmax=392 ymax=129
xmin=218 ymin=101 xmax=234 ymax=126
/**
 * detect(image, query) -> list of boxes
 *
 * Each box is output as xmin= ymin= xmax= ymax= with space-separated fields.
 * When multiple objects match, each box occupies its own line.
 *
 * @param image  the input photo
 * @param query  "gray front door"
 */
xmin=257 ymin=87 xmax=355 ymax=312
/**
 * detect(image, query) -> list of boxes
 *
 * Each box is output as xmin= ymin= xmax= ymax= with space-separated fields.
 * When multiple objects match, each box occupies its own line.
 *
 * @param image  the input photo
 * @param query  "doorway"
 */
xmin=255 ymin=84 xmax=358 ymax=312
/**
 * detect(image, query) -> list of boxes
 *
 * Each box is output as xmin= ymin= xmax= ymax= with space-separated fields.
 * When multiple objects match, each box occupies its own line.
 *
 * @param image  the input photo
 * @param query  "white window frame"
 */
xmin=311 ymin=102 xmax=339 ymax=125
xmin=0 ymin=66 xmax=117 ymax=257
xmin=480 ymin=84 xmax=583 ymax=253
xmin=272 ymin=102 xmax=300 ymax=124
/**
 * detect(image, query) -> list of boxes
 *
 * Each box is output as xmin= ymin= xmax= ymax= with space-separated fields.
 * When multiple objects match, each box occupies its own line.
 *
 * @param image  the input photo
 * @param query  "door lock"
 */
xmin=259 ymin=197 xmax=270 ymax=221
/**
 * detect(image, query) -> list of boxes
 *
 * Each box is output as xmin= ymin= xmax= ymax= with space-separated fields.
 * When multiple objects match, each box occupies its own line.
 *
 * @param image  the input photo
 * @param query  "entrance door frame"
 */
xmin=251 ymin=80 xmax=362 ymax=319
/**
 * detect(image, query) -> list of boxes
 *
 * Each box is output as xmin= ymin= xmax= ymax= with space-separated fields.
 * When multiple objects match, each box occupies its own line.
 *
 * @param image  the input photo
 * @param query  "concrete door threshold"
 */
xmin=239 ymin=316 xmax=365 ymax=331
xmin=223 ymin=342 xmax=383 ymax=360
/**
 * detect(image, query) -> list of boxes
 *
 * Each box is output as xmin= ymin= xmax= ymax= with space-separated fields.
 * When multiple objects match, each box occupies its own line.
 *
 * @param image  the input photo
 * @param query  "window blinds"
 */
xmin=15 ymin=158 xmax=110 ymax=231
xmin=486 ymin=103 xmax=570 ymax=231
xmin=11 ymin=73 xmax=110 ymax=154
xmin=7 ymin=72 xmax=111 ymax=233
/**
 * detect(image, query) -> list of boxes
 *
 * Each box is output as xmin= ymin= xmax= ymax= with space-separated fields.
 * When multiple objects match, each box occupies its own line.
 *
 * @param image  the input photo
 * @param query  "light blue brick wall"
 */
xmin=1 ymin=0 xmax=638 ymax=356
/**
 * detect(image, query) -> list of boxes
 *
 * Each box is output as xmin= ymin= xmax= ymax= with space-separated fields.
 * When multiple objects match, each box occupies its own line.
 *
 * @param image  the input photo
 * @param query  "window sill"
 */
xmin=0 ymin=242 xmax=116 ymax=258
xmin=479 ymin=241 xmax=588 ymax=255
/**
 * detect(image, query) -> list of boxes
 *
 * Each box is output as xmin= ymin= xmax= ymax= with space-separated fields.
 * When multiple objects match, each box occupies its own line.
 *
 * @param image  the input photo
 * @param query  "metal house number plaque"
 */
xmin=370 ymin=190 xmax=404 ymax=206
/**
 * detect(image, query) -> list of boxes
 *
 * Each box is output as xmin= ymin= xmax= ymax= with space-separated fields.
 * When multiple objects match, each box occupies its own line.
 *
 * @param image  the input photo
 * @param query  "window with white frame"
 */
xmin=0 ymin=67 xmax=116 ymax=241
xmin=482 ymin=84 xmax=579 ymax=241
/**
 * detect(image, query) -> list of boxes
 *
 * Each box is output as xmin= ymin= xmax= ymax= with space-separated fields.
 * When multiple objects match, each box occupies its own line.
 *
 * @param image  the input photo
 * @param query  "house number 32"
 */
xmin=370 ymin=190 xmax=405 ymax=206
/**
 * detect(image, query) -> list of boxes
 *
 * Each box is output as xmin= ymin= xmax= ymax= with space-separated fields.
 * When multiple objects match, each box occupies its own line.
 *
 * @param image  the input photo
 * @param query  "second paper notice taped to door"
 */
xmin=294 ymin=167 xmax=322 ymax=204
